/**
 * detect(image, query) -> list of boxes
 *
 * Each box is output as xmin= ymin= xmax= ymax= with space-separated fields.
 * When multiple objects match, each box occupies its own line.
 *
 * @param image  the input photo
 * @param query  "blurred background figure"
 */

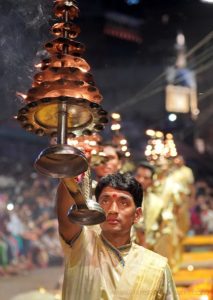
xmin=133 ymin=161 xmax=164 ymax=249
xmin=92 ymin=143 xmax=122 ymax=181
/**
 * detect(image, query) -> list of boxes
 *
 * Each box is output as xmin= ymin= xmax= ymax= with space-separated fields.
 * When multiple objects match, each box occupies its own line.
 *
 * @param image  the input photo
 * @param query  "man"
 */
xmin=135 ymin=161 xmax=155 ymax=193
xmin=134 ymin=162 xmax=164 ymax=249
xmin=93 ymin=144 xmax=122 ymax=180
xmin=150 ymin=161 xmax=185 ymax=273
xmin=170 ymin=155 xmax=194 ymax=234
xmin=57 ymin=173 xmax=178 ymax=300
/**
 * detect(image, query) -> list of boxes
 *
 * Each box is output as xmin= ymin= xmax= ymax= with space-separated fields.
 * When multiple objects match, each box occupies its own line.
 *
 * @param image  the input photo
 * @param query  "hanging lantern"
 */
xmin=166 ymin=84 xmax=198 ymax=118
xmin=165 ymin=33 xmax=199 ymax=119
xmin=166 ymin=84 xmax=192 ymax=113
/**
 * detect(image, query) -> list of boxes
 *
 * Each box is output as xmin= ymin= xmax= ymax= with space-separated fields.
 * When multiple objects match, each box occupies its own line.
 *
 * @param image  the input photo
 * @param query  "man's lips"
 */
xmin=106 ymin=217 xmax=119 ymax=224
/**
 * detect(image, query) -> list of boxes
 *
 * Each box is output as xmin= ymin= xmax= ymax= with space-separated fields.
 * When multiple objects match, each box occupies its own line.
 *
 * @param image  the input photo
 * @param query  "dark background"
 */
xmin=0 ymin=0 xmax=212 ymax=180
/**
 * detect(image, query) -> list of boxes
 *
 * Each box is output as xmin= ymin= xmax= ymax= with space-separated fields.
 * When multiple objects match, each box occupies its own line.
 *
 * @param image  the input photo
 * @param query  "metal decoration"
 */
xmin=66 ymin=133 xmax=108 ymax=166
xmin=16 ymin=0 xmax=107 ymax=224
xmin=145 ymin=130 xmax=177 ymax=165
xmin=110 ymin=113 xmax=131 ymax=158
xmin=17 ymin=0 xmax=108 ymax=178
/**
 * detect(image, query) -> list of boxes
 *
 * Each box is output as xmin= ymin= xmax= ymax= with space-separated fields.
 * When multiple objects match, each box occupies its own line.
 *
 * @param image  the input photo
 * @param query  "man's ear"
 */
xmin=117 ymin=160 xmax=122 ymax=171
xmin=133 ymin=207 xmax=142 ymax=224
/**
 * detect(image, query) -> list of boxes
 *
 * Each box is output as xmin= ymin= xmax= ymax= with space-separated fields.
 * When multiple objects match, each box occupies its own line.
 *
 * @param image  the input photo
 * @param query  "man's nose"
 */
xmin=108 ymin=201 xmax=119 ymax=213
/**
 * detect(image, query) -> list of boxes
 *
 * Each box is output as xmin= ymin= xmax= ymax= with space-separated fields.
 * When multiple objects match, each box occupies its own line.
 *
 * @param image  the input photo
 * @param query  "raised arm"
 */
xmin=56 ymin=178 xmax=82 ymax=242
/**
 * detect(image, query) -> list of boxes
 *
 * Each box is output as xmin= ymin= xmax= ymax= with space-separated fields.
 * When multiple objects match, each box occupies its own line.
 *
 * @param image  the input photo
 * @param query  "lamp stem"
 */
xmin=57 ymin=102 xmax=68 ymax=145
xmin=57 ymin=9 xmax=70 ymax=145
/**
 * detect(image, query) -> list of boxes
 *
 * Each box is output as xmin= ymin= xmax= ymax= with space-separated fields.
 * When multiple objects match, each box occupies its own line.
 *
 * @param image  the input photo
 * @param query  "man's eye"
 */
xmin=107 ymin=156 xmax=114 ymax=160
xmin=101 ymin=199 xmax=108 ymax=204
xmin=120 ymin=200 xmax=128 ymax=206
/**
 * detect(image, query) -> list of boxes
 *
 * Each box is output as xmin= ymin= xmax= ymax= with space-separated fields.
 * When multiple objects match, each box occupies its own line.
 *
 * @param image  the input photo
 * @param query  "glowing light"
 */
xmin=121 ymin=145 xmax=128 ymax=152
xmin=187 ymin=265 xmax=194 ymax=271
xmin=91 ymin=149 xmax=97 ymax=155
xmin=111 ymin=113 xmax=121 ymax=120
xmin=155 ymin=131 xmax=163 ymax=138
xmin=111 ymin=124 xmax=121 ymax=131
xmin=145 ymin=129 xmax=178 ymax=162
xmin=7 ymin=203 xmax=14 ymax=211
xmin=120 ymin=139 xmax=127 ymax=145
xmin=170 ymin=150 xmax=177 ymax=157
xmin=126 ymin=0 xmax=140 ymax=5
xmin=155 ymin=143 xmax=164 ymax=154
xmin=35 ymin=63 xmax=42 ymax=68
xmin=16 ymin=92 xmax=27 ymax=99
xmin=201 ymin=0 xmax=213 ymax=3
xmin=145 ymin=150 xmax=151 ymax=156
xmin=193 ymin=108 xmax=200 ymax=115
xmin=89 ymin=141 xmax=97 ymax=146
xmin=199 ymin=296 xmax=209 ymax=300
xmin=176 ymin=33 xmax=185 ymax=46
xmin=166 ymin=133 xmax=173 ymax=139
xmin=146 ymin=129 xmax=155 ymax=136
xmin=39 ymin=288 xmax=46 ymax=294
xmin=125 ymin=151 xmax=131 ymax=157
xmin=168 ymin=113 xmax=177 ymax=122
xmin=99 ymin=151 xmax=106 ymax=157
xmin=67 ymin=139 xmax=79 ymax=146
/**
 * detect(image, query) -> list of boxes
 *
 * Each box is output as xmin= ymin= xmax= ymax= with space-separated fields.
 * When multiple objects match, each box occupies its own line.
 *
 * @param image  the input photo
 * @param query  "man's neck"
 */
xmin=101 ymin=231 xmax=131 ymax=248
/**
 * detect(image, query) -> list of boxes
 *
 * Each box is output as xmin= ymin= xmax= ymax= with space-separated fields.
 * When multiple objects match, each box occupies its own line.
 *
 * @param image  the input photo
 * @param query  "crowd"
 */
xmin=190 ymin=180 xmax=213 ymax=235
xmin=0 ymin=159 xmax=62 ymax=276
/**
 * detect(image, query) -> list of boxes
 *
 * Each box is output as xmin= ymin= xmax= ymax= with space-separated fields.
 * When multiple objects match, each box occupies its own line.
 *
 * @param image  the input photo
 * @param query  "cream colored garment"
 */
xmin=143 ymin=193 xmax=163 ymax=230
xmin=60 ymin=227 xmax=178 ymax=300
xmin=143 ymin=192 xmax=164 ymax=245
xmin=170 ymin=166 xmax=194 ymax=188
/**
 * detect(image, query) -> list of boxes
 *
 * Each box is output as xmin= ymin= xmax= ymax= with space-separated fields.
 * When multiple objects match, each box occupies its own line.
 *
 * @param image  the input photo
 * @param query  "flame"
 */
xmin=35 ymin=63 xmax=42 ymax=68
xmin=16 ymin=92 xmax=27 ymax=100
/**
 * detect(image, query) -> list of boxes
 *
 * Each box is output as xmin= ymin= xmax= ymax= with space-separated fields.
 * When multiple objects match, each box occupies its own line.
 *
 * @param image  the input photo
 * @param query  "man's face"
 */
xmin=135 ymin=167 xmax=153 ymax=191
xmin=98 ymin=186 xmax=141 ymax=236
xmin=94 ymin=146 xmax=121 ymax=178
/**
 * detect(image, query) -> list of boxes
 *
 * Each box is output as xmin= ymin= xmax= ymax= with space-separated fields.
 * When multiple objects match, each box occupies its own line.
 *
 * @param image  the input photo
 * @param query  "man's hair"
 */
xmin=95 ymin=173 xmax=143 ymax=207
xmin=136 ymin=161 xmax=155 ymax=178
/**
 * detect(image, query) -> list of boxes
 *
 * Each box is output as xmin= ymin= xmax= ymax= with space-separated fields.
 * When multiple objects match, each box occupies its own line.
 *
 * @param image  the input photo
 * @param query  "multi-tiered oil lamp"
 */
xmin=17 ymin=0 xmax=108 ymax=225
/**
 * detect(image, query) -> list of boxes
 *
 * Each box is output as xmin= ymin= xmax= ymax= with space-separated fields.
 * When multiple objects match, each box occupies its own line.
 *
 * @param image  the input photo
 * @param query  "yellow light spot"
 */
xmin=111 ymin=113 xmax=121 ymax=120
xmin=187 ymin=265 xmax=194 ymax=271
xmin=39 ymin=287 xmax=46 ymax=294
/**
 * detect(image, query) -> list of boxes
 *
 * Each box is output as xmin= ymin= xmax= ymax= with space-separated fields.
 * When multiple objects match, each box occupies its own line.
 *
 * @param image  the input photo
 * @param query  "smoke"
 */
xmin=0 ymin=0 xmax=51 ymax=120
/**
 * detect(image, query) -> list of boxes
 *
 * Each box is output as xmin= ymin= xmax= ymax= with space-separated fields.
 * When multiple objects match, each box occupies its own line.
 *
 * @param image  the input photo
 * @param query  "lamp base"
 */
xmin=34 ymin=144 xmax=88 ymax=178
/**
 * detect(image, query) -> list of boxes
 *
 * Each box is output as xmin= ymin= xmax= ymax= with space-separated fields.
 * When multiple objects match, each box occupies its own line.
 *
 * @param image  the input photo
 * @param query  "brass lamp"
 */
xmin=17 ymin=0 xmax=108 ymax=177
xmin=17 ymin=0 xmax=108 ymax=225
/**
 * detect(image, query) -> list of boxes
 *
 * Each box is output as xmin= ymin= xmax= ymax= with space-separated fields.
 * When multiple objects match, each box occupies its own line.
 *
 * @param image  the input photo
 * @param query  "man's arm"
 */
xmin=56 ymin=179 xmax=82 ymax=242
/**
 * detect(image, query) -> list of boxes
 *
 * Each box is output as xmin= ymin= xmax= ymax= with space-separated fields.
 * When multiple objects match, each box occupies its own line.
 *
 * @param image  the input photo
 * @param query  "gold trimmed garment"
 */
xmin=60 ymin=227 xmax=179 ymax=300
